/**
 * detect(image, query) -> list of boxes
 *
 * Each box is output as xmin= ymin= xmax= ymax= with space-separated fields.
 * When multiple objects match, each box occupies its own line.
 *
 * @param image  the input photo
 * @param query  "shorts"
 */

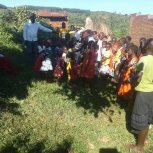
xmin=131 ymin=91 xmax=153 ymax=131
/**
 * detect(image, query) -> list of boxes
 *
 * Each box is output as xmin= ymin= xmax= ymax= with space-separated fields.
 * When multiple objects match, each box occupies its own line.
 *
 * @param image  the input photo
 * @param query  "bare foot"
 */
xmin=126 ymin=144 xmax=145 ymax=153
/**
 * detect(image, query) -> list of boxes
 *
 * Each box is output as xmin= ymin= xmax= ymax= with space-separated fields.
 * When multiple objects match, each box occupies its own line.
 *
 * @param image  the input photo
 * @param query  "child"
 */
xmin=80 ymin=41 xmax=96 ymax=80
xmin=101 ymin=41 xmax=107 ymax=59
xmin=34 ymin=40 xmax=46 ymax=72
xmin=40 ymin=39 xmax=53 ymax=82
xmin=99 ymin=42 xmax=112 ymax=76
xmin=118 ymin=43 xmax=138 ymax=98
xmin=97 ymin=33 xmax=104 ymax=66
xmin=111 ymin=42 xmax=122 ymax=81
xmin=54 ymin=46 xmax=67 ymax=80
xmin=37 ymin=40 xmax=46 ymax=54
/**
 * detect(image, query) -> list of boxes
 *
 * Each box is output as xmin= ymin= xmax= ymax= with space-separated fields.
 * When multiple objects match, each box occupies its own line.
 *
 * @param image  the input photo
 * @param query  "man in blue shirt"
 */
xmin=23 ymin=13 xmax=52 ymax=67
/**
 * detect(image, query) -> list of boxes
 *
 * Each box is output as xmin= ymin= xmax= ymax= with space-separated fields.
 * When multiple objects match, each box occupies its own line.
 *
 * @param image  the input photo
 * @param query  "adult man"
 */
xmin=59 ymin=22 xmax=68 ymax=39
xmin=23 ymin=13 xmax=52 ymax=66
xmin=128 ymin=38 xmax=153 ymax=153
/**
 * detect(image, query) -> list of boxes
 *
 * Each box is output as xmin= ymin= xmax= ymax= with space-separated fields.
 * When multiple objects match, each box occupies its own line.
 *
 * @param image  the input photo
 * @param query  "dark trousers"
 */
xmin=24 ymin=41 xmax=38 ymax=67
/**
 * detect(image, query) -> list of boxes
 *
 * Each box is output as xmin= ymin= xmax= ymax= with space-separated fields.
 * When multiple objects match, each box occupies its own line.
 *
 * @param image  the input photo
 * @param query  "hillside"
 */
xmin=0 ymin=5 xmax=153 ymax=153
xmin=17 ymin=5 xmax=130 ymax=38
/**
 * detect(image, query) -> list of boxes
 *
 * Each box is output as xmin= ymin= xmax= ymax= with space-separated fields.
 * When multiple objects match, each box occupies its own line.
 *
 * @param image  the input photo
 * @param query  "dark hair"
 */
xmin=126 ymin=36 xmax=132 ymax=42
xmin=30 ymin=13 xmax=36 ymax=19
xmin=88 ymin=41 xmax=97 ymax=49
xmin=102 ymin=41 xmax=107 ymax=45
xmin=62 ymin=22 xmax=66 ymax=28
xmin=142 ymin=38 xmax=153 ymax=53
xmin=126 ymin=43 xmax=138 ymax=55
xmin=107 ymin=42 xmax=112 ymax=47
xmin=112 ymin=37 xmax=117 ymax=42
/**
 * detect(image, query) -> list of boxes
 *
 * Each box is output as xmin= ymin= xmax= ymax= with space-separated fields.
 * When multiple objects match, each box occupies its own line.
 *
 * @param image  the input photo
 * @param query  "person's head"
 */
xmin=62 ymin=22 xmax=66 ymax=29
xmin=139 ymin=37 xmax=146 ymax=53
xmin=142 ymin=38 xmax=153 ymax=55
xmin=93 ymin=31 xmax=98 ymax=39
xmin=102 ymin=41 xmax=107 ymax=48
xmin=112 ymin=37 xmax=117 ymax=43
xmin=119 ymin=37 xmax=127 ymax=47
xmin=87 ymin=30 xmax=93 ymax=37
xmin=99 ymin=32 xmax=105 ymax=40
xmin=70 ymin=25 xmax=75 ymax=31
xmin=45 ymin=39 xmax=52 ymax=47
xmin=30 ymin=13 xmax=36 ymax=24
xmin=88 ymin=41 xmax=96 ymax=50
xmin=112 ymin=42 xmax=120 ymax=53
xmin=126 ymin=43 xmax=138 ymax=57
xmin=62 ymin=46 xmax=68 ymax=53
xmin=106 ymin=42 xmax=112 ymax=51
xmin=126 ymin=36 xmax=132 ymax=44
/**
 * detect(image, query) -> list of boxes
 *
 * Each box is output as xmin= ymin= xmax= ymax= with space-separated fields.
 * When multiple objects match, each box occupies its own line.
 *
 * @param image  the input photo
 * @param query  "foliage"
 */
xmin=0 ymin=5 xmax=152 ymax=153
xmin=0 ymin=5 xmax=129 ymax=39
xmin=24 ymin=5 xmax=130 ymax=38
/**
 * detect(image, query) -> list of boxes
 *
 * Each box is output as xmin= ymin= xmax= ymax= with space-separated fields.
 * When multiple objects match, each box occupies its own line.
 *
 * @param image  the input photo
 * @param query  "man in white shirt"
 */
xmin=23 ymin=13 xmax=52 ymax=67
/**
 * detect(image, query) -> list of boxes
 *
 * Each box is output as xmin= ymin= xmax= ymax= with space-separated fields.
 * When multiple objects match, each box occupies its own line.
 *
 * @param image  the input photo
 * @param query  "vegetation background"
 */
xmin=0 ymin=4 xmax=152 ymax=153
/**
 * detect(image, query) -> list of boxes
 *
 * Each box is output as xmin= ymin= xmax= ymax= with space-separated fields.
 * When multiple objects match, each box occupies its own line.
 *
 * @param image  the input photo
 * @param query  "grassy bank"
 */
xmin=0 ymin=46 xmax=153 ymax=153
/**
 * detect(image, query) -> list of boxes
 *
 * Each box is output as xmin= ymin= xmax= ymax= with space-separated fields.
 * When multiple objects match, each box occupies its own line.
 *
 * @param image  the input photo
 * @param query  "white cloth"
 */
xmin=88 ymin=36 xmax=96 ymax=42
xmin=99 ymin=65 xmax=110 ymax=75
xmin=101 ymin=48 xmax=106 ymax=58
xmin=97 ymin=39 xmax=103 ymax=61
xmin=23 ymin=20 xmax=52 ymax=41
xmin=0 ymin=54 xmax=4 ymax=57
xmin=40 ymin=58 xmax=53 ymax=71
xmin=74 ymin=32 xmax=80 ymax=41
xmin=38 ymin=45 xmax=46 ymax=53
xmin=62 ymin=53 xmax=67 ymax=62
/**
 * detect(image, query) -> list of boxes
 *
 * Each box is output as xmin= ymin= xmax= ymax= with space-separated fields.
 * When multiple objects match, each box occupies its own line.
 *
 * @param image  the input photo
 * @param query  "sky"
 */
xmin=1 ymin=0 xmax=153 ymax=15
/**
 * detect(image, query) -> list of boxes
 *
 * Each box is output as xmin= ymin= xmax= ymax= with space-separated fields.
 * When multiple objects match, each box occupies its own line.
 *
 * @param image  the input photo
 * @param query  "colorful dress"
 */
xmin=54 ymin=57 xmax=64 ymax=79
xmin=80 ymin=48 xmax=95 ymax=79
xmin=0 ymin=54 xmax=17 ymax=75
xmin=118 ymin=57 xmax=138 ymax=96
xmin=67 ymin=59 xmax=78 ymax=81
xmin=99 ymin=49 xmax=111 ymax=75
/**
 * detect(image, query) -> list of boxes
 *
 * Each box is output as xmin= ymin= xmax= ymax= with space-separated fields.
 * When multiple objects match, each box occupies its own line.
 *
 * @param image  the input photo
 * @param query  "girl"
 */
xmin=54 ymin=46 xmax=67 ymax=80
xmin=80 ymin=41 xmax=96 ymax=80
xmin=34 ymin=40 xmax=46 ymax=72
xmin=118 ymin=43 xmax=138 ymax=98
xmin=99 ymin=42 xmax=112 ymax=76
xmin=39 ymin=39 xmax=53 ymax=82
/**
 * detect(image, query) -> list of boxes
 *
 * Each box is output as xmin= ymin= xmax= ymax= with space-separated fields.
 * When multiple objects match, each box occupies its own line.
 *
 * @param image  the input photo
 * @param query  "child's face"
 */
xmin=63 ymin=47 xmax=67 ymax=53
xmin=46 ymin=40 xmax=52 ymax=47
xmin=127 ymin=49 xmax=133 ymax=56
xmin=106 ymin=44 xmax=111 ymax=50
xmin=102 ymin=43 xmax=107 ymax=48
xmin=112 ymin=44 xmax=119 ymax=52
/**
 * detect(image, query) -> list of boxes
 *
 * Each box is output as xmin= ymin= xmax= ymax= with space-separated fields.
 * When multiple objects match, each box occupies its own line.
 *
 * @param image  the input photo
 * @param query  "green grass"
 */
xmin=0 ymin=47 xmax=153 ymax=153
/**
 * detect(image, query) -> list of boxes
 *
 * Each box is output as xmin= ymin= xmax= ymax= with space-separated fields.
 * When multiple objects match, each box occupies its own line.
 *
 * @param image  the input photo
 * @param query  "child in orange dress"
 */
xmin=118 ymin=43 xmax=138 ymax=98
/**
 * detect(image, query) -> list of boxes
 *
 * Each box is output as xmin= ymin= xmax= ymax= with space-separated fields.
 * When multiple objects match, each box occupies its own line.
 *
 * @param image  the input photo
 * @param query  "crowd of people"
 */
xmin=31 ymin=22 xmax=143 ymax=101
xmin=23 ymin=14 xmax=153 ymax=153
xmin=0 ymin=13 xmax=153 ymax=153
